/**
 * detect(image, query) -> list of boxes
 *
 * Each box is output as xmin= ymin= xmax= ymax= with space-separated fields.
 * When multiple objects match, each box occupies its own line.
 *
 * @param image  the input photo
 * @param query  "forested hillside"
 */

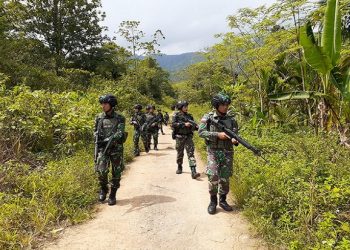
xmin=153 ymin=52 xmax=205 ymax=72
xmin=1 ymin=0 xmax=350 ymax=249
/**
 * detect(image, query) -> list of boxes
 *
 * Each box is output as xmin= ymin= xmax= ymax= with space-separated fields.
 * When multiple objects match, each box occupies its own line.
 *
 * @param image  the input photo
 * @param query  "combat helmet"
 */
xmin=176 ymin=100 xmax=189 ymax=110
xmin=146 ymin=104 xmax=155 ymax=110
xmin=134 ymin=104 xmax=143 ymax=110
xmin=99 ymin=94 xmax=117 ymax=107
xmin=211 ymin=93 xmax=231 ymax=109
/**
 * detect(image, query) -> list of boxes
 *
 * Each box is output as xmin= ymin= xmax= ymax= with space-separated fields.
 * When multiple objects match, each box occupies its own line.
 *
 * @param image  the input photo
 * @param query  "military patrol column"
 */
xmin=198 ymin=93 xmax=239 ymax=215
xmin=94 ymin=94 xmax=127 ymax=206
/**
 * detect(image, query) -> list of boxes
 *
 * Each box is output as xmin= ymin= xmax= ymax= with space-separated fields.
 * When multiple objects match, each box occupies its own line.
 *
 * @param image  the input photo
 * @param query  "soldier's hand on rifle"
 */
xmin=185 ymin=122 xmax=192 ymax=127
xmin=231 ymin=138 xmax=239 ymax=145
xmin=217 ymin=132 xmax=230 ymax=140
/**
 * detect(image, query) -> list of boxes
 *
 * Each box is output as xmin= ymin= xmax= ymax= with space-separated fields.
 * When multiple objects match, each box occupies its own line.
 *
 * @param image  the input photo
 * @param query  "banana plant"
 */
xmin=300 ymin=0 xmax=350 ymax=100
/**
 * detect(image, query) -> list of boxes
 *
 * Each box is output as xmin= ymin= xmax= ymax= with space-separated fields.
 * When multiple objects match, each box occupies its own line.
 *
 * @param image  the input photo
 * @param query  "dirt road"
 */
xmin=44 ymin=127 xmax=265 ymax=250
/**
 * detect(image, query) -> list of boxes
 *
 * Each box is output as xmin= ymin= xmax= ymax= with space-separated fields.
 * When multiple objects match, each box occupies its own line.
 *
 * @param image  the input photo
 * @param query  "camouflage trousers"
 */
xmin=206 ymin=149 xmax=233 ymax=195
xmin=133 ymin=129 xmax=147 ymax=155
xmin=95 ymin=148 xmax=124 ymax=189
xmin=146 ymin=130 xmax=158 ymax=149
xmin=175 ymin=135 xmax=196 ymax=167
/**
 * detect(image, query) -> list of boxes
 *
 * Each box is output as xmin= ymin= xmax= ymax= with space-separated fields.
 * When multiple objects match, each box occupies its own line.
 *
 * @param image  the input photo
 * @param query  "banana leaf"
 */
xmin=300 ymin=23 xmax=332 ymax=75
xmin=321 ymin=0 xmax=341 ymax=66
xmin=268 ymin=91 xmax=325 ymax=101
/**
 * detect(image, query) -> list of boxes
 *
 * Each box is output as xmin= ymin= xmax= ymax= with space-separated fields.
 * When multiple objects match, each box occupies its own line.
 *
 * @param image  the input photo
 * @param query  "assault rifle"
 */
xmin=209 ymin=118 xmax=268 ymax=163
xmin=94 ymin=122 xmax=128 ymax=168
xmin=94 ymin=132 xmax=99 ymax=164
xmin=172 ymin=116 xmax=198 ymax=139
xmin=142 ymin=115 xmax=162 ymax=132
xmin=131 ymin=115 xmax=143 ymax=130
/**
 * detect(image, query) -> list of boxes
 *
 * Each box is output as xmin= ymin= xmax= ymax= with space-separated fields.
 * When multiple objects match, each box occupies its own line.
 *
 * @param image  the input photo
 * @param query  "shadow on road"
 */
xmin=117 ymin=195 xmax=176 ymax=214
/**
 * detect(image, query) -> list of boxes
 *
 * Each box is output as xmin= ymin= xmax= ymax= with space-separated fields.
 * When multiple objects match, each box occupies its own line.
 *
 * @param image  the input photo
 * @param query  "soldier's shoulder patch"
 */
xmin=200 ymin=113 xmax=211 ymax=123
xmin=96 ymin=113 xmax=104 ymax=120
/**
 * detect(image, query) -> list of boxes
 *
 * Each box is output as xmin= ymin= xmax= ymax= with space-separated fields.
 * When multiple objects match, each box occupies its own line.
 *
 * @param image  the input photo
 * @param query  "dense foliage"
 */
xmin=0 ymin=0 xmax=175 ymax=248
xmin=184 ymin=1 xmax=350 ymax=249
xmin=1 ymin=0 xmax=350 ymax=249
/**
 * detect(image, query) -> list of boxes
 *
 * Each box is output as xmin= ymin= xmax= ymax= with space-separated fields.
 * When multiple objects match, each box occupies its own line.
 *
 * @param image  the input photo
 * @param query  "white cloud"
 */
xmin=101 ymin=0 xmax=276 ymax=54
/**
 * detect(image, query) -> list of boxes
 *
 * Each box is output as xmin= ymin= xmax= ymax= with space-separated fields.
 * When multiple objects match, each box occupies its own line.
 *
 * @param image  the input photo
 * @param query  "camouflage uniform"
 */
xmin=94 ymin=111 xmax=126 ymax=191
xmin=164 ymin=112 xmax=169 ymax=125
xmin=144 ymin=112 xmax=159 ymax=150
xmin=131 ymin=111 xmax=147 ymax=155
xmin=170 ymin=111 xmax=178 ymax=127
xmin=172 ymin=112 xmax=197 ymax=168
xmin=198 ymin=111 xmax=238 ymax=195
xmin=157 ymin=111 xmax=165 ymax=134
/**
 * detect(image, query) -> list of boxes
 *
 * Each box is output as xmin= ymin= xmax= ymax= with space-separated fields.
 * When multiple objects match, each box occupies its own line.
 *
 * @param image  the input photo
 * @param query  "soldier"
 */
xmin=198 ymin=93 xmax=239 ymax=214
xmin=157 ymin=109 xmax=165 ymax=135
xmin=144 ymin=105 xmax=159 ymax=151
xmin=171 ymin=101 xmax=200 ymax=179
xmin=94 ymin=94 xmax=126 ymax=206
xmin=164 ymin=112 xmax=169 ymax=126
xmin=170 ymin=104 xmax=177 ymax=124
xmin=130 ymin=104 xmax=147 ymax=156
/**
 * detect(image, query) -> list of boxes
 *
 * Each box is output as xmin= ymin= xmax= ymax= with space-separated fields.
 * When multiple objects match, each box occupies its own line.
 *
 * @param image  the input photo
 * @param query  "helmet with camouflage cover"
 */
xmin=99 ymin=94 xmax=117 ymax=107
xmin=176 ymin=100 xmax=189 ymax=110
xmin=134 ymin=104 xmax=143 ymax=110
xmin=211 ymin=93 xmax=231 ymax=109
xmin=146 ymin=104 xmax=155 ymax=110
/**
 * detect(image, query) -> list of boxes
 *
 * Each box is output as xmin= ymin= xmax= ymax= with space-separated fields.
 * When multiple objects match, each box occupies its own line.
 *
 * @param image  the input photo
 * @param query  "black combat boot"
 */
xmin=208 ymin=195 xmax=218 ymax=215
xmin=98 ymin=186 xmax=108 ymax=202
xmin=176 ymin=164 xmax=183 ymax=174
xmin=154 ymin=145 xmax=158 ymax=151
xmin=219 ymin=194 xmax=233 ymax=211
xmin=108 ymin=188 xmax=117 ymax=206
xmin=190 ymin=166 xmax=200 ymax=179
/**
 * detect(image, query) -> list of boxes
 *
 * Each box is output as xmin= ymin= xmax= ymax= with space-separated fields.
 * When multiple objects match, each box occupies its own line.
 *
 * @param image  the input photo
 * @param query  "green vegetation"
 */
xmin=1 ymin=0 xmax=350 ymax=249
xmin=0 ymin=0 xmax=174 ymax=248
xmin=184 ymin=0 xmax=350 ymax=248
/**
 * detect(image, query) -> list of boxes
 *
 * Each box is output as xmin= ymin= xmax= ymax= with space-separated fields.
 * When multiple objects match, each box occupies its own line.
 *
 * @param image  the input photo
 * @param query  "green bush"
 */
xmin=0 ymin=83 xmax=140 ymax=249
xmin=232 ymin=128 xmax=350 ymax=249
xmin=191 ymin=105 xmax=350 ymax=249
xmin=0 ymin=151 xmax=96 ymax=249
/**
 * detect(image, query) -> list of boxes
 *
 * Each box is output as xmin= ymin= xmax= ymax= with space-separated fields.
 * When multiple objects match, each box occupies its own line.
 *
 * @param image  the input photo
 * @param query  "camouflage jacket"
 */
xmin=169 ymin=111 xmax=178 ymax=128
xmin=94 ymin=110 xmax=126 ymax=149
xmin=172 ymin=112 xmax=197 ymax=136
xmin=144 ymin=112 xmax=159 ymax=132
xmin=131 ymin=111 xmax=146 ymax=130
xmin=198 ymin=111 xmax=238 ymax=150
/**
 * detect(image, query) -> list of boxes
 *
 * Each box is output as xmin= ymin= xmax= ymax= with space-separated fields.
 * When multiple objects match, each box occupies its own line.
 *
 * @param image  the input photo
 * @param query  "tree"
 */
xmin=24 ymin=0 xmax=106 ymax=73
xmin=70 ymin=42 xmax=132 ymax=80
xmin=117 ymin=20 xmax=165 ymax=58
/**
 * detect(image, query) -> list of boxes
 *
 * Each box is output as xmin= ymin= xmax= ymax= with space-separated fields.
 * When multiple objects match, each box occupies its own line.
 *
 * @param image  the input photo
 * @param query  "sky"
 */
xmin=101 ymin=0 xmax=276 ymax=55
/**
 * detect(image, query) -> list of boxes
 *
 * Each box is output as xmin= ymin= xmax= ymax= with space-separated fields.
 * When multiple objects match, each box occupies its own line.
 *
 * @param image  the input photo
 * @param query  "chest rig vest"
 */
xmin=207 ymin=112 xmax=238 ymax=150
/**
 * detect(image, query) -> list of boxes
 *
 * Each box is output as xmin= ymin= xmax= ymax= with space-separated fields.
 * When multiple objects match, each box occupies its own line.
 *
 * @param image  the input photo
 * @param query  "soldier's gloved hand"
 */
xmin=184 ymin=122 xmax=192 ymax=127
